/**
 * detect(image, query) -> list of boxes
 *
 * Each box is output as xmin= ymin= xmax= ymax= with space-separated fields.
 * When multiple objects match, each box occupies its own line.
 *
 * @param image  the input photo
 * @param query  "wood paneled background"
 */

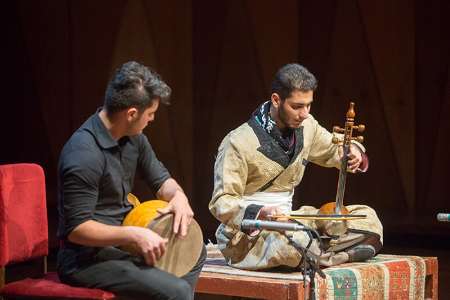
xmin=1 ymin=0 xmax=449 ymax=248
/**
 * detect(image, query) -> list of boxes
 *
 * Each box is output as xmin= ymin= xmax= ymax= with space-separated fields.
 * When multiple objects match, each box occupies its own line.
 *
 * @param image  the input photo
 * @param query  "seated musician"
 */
xmin=209 ymin=63 xmax=383 ymax=270
xmin=57 ymin=61 xmax=205 ymax=300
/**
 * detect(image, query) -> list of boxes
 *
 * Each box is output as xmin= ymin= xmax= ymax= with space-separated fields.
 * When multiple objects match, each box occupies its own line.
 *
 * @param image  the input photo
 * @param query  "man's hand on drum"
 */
xmin=164 ymin=191 xmax=194 ymax=238
xmin=156 ymin=178 xmax=194 ymax=238
xmin=130 ymin=226 xmax=168 ymax=266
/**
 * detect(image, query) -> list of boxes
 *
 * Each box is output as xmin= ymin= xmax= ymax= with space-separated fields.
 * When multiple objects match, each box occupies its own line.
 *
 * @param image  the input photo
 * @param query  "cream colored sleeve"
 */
xmin=307 ymin=116 xmax=366 ymax=169
xmin=307 ymin=117 xmax=341 ymax=168
xmin=209 ymin=135 xmax=251 ymax=230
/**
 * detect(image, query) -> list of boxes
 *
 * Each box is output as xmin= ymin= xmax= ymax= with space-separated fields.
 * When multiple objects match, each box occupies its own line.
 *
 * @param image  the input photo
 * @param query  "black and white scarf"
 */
xmin=253 ymin=101 xmax=296 ymax=157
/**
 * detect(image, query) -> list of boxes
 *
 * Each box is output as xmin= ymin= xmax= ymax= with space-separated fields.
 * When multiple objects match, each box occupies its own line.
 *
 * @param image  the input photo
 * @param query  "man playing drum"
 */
xmin=57 ymin=61 xmax=205 ymax=300
xmin=209 ymin=63 xmax=383 ymax=270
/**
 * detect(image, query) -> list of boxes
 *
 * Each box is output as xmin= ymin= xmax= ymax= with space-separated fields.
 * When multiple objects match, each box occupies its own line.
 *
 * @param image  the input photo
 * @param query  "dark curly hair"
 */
xmin=104 ymin=61 xmax=171 ymax=114
xmin=271 ymin=63 xmax=318 ymax=100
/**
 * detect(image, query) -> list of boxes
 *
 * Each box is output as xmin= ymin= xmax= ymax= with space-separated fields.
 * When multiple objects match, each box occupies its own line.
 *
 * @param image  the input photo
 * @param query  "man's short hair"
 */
xmin=104 ymin=61 xmax=171 ymax=114
xmin=271 ymin=63 xmax=318 ymax=100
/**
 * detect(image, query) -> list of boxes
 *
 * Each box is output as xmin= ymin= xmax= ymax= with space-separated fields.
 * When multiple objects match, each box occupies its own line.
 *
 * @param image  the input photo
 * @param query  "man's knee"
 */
xmin=125 ymin=277 xmax=192 ymax=300
xmin=167 ymin=279 xmax=192 ymax=300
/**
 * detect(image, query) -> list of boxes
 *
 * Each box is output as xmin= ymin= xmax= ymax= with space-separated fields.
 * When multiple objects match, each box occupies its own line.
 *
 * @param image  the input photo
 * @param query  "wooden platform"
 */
xmin=196 ymin=256 xmax=438 ymax=300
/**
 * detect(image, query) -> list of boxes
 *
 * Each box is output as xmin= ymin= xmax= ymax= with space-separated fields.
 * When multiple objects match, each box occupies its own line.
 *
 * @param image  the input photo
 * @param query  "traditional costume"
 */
xmin=210 ymin=101 xmax=383 ymax=270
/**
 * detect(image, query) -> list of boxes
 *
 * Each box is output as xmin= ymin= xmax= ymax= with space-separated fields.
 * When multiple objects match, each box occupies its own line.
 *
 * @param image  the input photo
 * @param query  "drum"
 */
xmin=122 ymin=196 xmax=203 ymax=277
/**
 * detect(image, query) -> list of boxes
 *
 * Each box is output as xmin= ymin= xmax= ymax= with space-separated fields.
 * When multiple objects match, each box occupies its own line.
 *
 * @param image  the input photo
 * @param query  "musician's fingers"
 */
xmin=348 ymin=157 xmax=359 ymax=166
xmin=159 ymin=239 xmax=168 ymax=257
xmin=173 ymin=212 xmax=182 ymax=235
xmin=153 ymin=245 xmax=161 ymax=260
xmin=180 ymin=215 xmax=188 ymax=237
xmin=347 ymin=161 xmax=359 ymax=173
xmin=268 ymin=208 xmax=282 ymax=221
xmin=273 ymin=208 xmax=282 ymax=218
xmin=144 ymin=256 xmax=152 ymax=266
xmin=145 ymin=250 xmax=155 ymax=266
xmin=187 ymin=210 xmax=194 ymax=225
xmin=348 ymin=166 xmax=357 ymax=173
xmin=348 ymin=147 xmax=362 ymax=162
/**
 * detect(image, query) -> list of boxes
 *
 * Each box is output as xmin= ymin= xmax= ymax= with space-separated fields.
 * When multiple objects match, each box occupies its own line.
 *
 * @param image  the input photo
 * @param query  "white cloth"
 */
xmin=242 ymin=191 xmax=294 ymax=214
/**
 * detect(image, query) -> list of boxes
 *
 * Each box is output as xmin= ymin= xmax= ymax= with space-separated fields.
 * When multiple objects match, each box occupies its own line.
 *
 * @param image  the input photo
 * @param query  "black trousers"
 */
xmin=60 ymin=245 xmax=206 ymax=300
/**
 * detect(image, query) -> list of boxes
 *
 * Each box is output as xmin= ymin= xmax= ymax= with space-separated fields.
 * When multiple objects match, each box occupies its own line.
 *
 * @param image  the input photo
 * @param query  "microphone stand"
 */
xmin=241 ymin=219 xmax=326 ymax=299
xmin=286 ymin=226 xmax=326 ymax=300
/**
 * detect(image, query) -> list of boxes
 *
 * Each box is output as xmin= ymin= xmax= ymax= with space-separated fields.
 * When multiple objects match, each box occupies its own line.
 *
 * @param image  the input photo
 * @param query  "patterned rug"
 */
xmin=204 ymin=245 xmax=426 ymax=300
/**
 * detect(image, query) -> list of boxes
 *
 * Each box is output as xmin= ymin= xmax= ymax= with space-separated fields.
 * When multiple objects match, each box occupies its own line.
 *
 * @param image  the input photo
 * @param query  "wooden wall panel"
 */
xmin=69 ymin=1 xmax=127 ymax=128
xmin=298 ymin=0 xmax=408 ymax=224
xmin=109 ymin=0 xmax=166 ymax=200
xmin=16 ymin=1 xmax=71 ymax=170
xmin=1 ymin=0 xmax=449 ymax=244
xmin=428 ymin=73 xmax=450 ymax=221
xmin=193 ymin=1 xmax=229 ymax=229
xmin=359 ymin=0 xmax=416 ymax=218
xmin=9 ymin=1 xmax=73 ymax=213
xmin=143 ymin=0 xmax=194 ymax=197
xmin=206 ymin=0 xmax=264 ymax=145
xmin=193 ymin=0 xmax=302 ymax=235
xmin=247 ymin=0 xmax=299 ymax=89
xmin=297 ymin=1 xmax=337 ymax=108
xmin=294 ymin=2 xmax=341 ymax=210
xmin=106 ymin=0 xmax=194 ymax=198
xmin=110 ymin=1 xmax=159 ymax=69
xmin=416 ymin=0 xmax=450 ymax=230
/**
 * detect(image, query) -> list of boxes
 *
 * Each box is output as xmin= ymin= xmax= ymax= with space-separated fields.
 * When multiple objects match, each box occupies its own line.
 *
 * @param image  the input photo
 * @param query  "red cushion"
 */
xmin=0 ymin=272 xmax=115 ymax=299
xmin=0 ymin=163 xmax=48 ymax=266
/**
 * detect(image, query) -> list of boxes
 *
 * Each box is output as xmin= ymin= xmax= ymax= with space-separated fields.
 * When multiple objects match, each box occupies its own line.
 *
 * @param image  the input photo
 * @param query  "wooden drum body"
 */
xmin=122 ymin=198 xmax=203 ymax=277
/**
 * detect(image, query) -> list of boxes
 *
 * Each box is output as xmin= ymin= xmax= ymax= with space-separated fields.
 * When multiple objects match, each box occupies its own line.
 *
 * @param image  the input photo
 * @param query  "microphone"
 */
xmin=241 ymin=219 xmax=305 ymax=232
xmin=437 ymin=213 xmax=450 ymax=222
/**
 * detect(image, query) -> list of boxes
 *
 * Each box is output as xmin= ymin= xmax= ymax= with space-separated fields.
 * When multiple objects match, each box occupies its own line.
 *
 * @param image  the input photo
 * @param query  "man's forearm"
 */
xmin=68 ymin=220 xmax=137 ymax=247
xmin=156 ymin=178 xmax=184 ymax=201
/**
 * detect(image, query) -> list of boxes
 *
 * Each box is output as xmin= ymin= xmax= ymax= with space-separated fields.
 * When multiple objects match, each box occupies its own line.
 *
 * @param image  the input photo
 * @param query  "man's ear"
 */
xmin=271 ymin=93 xmax=282 ymax=108
xmin=126 ymin=107 xmax=139 ymax=122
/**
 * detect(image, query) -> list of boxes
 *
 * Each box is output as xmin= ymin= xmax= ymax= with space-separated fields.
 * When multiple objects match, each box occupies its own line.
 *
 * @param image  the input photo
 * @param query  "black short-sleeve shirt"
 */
xmin=56 ymin=111 xmax=171 ymax=275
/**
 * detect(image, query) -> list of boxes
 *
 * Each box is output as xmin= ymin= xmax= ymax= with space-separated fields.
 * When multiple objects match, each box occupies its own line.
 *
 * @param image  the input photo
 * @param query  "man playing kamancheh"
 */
xmin=209 ymin=63 xmax=383 ymax=270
